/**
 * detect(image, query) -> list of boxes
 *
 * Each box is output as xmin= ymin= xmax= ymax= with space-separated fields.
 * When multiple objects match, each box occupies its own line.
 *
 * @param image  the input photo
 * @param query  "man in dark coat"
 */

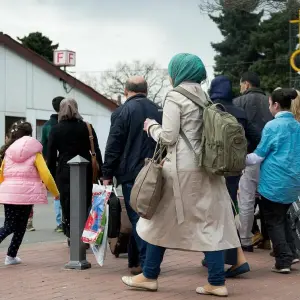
xmin=233 ymin=72 xmax=273 ymax=252
xmin=41 ymin=96 xmax=64 ymax=233
xmin=102 ymin=76 xmax=162 ymax=273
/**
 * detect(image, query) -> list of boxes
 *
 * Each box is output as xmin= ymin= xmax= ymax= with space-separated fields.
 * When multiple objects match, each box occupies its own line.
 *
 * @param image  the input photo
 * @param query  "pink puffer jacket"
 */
xmin=0 ymin=136 xmax=48 ymax=205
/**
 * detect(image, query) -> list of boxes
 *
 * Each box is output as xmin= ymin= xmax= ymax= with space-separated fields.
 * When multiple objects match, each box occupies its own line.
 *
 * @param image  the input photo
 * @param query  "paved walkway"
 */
xmin=0 ymin=241 xmax=299 ymax=300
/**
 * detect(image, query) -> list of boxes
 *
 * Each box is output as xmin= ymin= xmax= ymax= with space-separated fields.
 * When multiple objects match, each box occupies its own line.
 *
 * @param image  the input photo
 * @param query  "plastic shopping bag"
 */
xmin=95 ymin=207 xmax=107 ymax=245
xmin=91 ymin=203 xmax=109 ymax=266
xmin=287 ymin=196 xmax=300 ymax=253
xmin=82 ymin=184 xmax=112 ymax=244
xmin=234 ymin=191 xmax=241 ymax=232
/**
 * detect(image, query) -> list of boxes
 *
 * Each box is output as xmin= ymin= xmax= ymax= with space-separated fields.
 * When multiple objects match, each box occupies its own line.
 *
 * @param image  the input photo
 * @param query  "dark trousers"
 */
xmin=122 ymin=183 xmax=147 ymax=267
xmin=223 ymin=176 xmax=240 ymax=266
xmin=252 ymin=198 xmax=269 ymax=240
xmin=128 ymin=234 xmax=140 ymax=268
xmin=143 ymin=243 xmax=225 ymax=286
xmin=59 ymin=182 xmax=92 ymax=238
xmin=57 ymin=164 xmax=93 ymax=239
xmin=261 ymin=196 xmax=297 ymax=268
xmin=0 ymin=204 xmax=33 ymax=257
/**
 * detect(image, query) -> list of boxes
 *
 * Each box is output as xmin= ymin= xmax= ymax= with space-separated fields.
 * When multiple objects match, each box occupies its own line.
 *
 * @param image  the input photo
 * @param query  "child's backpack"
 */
xmin=174 ymin=86 xmax=247 ymax=177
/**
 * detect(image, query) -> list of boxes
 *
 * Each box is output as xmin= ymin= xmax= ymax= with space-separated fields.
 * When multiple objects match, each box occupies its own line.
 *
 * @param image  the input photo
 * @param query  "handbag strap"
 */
xmin=86 ymin=122 xmax=96 ymax=156
xmin=152 ymin=139 xmax=166 ymax=163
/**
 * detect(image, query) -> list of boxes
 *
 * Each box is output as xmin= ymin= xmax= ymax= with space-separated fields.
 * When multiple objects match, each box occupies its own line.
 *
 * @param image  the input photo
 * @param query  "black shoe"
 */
xmin=242 ymin=245 xmax=254 ymax=252
xmin=55 ymin=224 xmax=63 ymax=233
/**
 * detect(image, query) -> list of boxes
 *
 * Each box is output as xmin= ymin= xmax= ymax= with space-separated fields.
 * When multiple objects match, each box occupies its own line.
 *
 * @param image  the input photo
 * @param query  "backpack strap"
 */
xmin=173 ymin=86 xmax=211 ymax=109
xmin=173 ymin=86 xmax=207 ymax=157
xmin=179 ymin=128 xmax=196 ymax=155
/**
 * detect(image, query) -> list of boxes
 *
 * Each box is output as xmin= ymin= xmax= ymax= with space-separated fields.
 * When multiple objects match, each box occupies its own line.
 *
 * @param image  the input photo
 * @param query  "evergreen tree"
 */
xmin=250 ymin=10 xmax=290 ymax=92
xmin=210 ymin=9 xmax=263 ymax=95
xmin=18 ymin=32 xmax=59 ymax=62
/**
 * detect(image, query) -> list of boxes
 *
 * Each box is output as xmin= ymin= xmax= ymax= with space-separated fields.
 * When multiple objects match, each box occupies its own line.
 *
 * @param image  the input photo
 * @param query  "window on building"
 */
xmin=36 ymin=120 xmax=47 ymax=142
xmin=5 ymin=116 xmax=25 ymax=138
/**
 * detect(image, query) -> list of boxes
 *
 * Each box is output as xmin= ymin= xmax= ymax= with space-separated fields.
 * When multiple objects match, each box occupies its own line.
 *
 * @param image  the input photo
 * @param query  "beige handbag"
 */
xmin=130 ymin=140 xmax=166 ymax=220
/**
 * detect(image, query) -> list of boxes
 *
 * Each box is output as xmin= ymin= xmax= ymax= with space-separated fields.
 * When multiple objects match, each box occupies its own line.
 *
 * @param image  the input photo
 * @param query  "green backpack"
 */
xmin=174 ymin=86 xmax=247 ymax=177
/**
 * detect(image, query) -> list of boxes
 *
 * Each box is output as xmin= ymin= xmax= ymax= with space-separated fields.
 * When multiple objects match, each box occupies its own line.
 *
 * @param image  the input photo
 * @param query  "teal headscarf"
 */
xmin=168 ymin=53 xmax=207 ymax=87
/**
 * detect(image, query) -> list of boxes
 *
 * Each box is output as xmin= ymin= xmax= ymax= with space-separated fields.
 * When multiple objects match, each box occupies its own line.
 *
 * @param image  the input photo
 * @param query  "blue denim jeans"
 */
xmin=54 ymin=199 xmax=62 ymax=226
xmin=143 ymin=244 xmax=225 ymax=286
xmin=204 ymin=251 xmax=225 ymax=286
xmin=122 ymin=183 xmax=147 ymax=267
xmin=143 ymin=243 xmax=166 ymax=279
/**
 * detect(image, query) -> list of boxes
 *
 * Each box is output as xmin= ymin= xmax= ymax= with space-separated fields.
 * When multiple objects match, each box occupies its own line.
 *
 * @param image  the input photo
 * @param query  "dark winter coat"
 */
xmin=233 ymin=87 xmax=273 ymax=134
xmin=47 ymin=119 xmax=103 ymax=227
xmin=102 ymin=94 xmax=162 ymax=185
xmin=41 ymin=114 xmax=59 ymax=159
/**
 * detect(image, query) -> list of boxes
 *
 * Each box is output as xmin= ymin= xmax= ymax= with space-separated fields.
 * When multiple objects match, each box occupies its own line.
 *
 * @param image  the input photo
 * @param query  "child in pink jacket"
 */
xmin=0 ymin=121 xmax=59 ymax=265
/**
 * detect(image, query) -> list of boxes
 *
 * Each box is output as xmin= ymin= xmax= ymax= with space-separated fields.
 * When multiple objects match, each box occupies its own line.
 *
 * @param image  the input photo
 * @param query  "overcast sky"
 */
xmin=1 ymin=0 xmax=222 ymax=88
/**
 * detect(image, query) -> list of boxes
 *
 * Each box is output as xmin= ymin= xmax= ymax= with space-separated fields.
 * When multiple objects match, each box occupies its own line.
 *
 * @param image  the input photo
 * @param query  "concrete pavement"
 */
xmin=0 ymin=202 xmax=299 ymax=299
xmin=0 ymin=242 xmax=299 ymax=300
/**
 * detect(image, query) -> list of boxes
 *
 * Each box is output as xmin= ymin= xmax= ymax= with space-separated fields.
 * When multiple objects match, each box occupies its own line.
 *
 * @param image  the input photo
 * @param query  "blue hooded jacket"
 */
xmin=210 ymin=75 xmax=233 ymax=103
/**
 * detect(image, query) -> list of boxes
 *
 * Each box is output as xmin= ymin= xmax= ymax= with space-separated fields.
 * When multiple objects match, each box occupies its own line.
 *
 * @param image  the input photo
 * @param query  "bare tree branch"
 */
xmin=79 ymin=61 xmax=170 ymax=105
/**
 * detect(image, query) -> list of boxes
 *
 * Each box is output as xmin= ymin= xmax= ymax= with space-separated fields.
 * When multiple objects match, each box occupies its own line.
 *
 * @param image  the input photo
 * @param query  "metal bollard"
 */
xmin=65 ymin=155 xmax=91 ymax=270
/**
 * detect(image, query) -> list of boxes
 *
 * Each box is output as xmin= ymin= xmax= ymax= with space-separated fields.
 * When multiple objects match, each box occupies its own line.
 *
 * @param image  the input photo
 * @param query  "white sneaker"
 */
xmin=5 ymin=256 xmax=22 ymax=265
xmin=292 ymin=258 xmax=300 ymax=265
xmin=271 ymin=266 xmax=290 ymax=274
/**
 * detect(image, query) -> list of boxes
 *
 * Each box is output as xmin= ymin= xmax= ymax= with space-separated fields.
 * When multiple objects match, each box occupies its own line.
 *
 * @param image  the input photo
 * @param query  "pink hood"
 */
xmin=5 ymin=136 xmax=43 ymax=163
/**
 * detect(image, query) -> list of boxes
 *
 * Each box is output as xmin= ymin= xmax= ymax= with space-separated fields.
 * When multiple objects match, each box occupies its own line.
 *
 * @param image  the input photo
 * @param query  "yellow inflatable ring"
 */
xmin=290 ymin=50 xmax=300 ymax=72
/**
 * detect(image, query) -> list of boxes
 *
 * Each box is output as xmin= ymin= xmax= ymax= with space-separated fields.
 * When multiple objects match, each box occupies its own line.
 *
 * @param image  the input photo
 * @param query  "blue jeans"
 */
xmin=143 ymin=244 xmax=225 ymax=286
xmin=143 ymin=243 xmax=166 ymax=279
xmin=122 ymin=183 xmax=147 ymax=267
xmin=204 ymin=251 xmax=225 ymax=286
xmin=54 ymin=199 xmax=62 ymax=226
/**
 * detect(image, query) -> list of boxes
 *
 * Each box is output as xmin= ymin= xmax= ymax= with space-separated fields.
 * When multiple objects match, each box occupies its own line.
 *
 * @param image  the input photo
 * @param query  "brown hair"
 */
xmin=291 ymin=90 xmax=300 ymax=121
xmin=0 ymin=121 xmax=32 ymax=163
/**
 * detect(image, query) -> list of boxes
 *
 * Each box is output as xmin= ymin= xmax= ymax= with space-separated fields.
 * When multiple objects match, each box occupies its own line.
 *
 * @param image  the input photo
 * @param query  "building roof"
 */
xmin=0 ymin=33 xmax=118 ymax=111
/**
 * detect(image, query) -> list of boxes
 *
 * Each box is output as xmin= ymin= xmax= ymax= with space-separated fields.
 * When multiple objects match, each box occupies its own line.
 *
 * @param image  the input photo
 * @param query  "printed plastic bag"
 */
xmin=91 ymin=203 xmax=109 ymax=266
xmin=82 ymin=184 xmax=112 ymax=244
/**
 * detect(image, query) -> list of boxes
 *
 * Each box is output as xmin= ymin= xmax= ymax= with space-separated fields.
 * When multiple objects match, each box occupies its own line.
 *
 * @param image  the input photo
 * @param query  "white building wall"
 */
xmin=0 ymin=44 xmax=112 ymax=153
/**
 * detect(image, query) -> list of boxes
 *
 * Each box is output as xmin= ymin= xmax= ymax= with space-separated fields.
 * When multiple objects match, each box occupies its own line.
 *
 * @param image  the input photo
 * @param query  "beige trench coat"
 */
xmin=137 ymin=82 xmax=240 ymax=252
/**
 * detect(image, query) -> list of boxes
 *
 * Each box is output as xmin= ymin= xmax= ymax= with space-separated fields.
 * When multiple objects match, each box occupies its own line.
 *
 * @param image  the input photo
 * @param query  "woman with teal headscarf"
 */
xmin=168 ymin=53 xmax=207 ymax=87
xmin=121 ymin=54 xmax=240 ymax=297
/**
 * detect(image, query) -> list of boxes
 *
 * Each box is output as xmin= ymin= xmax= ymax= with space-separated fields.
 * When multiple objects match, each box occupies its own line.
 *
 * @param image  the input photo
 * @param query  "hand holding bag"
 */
xmin=130 ymin=140 xmax=166 ymax=220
